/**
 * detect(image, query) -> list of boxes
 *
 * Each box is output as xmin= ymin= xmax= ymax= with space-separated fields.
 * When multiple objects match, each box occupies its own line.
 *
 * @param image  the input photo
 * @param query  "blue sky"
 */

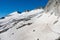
xmin=0 ymin=0 xmax=48 ymax=18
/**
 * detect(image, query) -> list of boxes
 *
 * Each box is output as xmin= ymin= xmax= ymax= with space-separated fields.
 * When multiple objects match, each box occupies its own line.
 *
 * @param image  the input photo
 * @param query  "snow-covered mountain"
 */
xmin=0 ymin=0 xmax=60 ymax=40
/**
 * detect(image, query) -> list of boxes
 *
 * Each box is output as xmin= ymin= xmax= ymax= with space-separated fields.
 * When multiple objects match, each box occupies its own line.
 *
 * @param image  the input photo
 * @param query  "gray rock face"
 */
xmin=45 ymin=0 xmax=60 ymax=16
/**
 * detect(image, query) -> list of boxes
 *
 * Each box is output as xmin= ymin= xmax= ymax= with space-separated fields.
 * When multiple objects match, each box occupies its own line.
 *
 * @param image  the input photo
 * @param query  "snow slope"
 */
xmin=1 ymin=0 xmax=60 ymax=39
xmin=0 ymin=8 xmax=60 ymax=40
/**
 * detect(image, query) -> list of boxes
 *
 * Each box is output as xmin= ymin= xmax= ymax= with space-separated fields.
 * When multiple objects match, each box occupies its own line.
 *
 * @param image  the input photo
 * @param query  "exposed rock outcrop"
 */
xmin=45 ymin=0 xmax=60 ymax=16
